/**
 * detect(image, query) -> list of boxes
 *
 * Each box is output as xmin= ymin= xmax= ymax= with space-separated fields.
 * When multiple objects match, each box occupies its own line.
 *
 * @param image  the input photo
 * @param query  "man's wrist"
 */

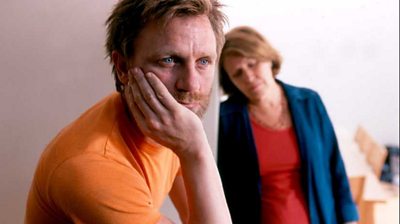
xmin=177 ymin=140 xmax=213 ymax=165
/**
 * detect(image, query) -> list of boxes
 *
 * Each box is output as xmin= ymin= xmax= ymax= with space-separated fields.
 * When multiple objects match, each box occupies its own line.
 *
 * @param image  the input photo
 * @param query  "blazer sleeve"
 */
xmin=314 ymin=94 xmax=359 ymax=222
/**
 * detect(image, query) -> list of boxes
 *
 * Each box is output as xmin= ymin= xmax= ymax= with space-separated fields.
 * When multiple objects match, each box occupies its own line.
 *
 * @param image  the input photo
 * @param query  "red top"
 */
xmin=251 ymin=119 xmax=310 ymax=224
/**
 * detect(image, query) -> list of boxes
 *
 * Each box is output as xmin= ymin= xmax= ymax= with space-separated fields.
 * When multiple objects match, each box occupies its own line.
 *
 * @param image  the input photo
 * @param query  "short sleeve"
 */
xmin=50 ymin=154 xmax=161 ymax=224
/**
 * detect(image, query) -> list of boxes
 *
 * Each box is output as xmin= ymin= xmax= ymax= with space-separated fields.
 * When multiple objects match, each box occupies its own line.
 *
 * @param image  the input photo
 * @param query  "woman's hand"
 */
xmin=123 ymin=67 xmax=208 ymax=157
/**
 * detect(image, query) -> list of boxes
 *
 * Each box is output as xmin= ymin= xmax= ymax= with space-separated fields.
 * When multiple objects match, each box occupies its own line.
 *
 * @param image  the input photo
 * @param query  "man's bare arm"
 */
xmin=169 ymin=175 xmax=189 ymax=223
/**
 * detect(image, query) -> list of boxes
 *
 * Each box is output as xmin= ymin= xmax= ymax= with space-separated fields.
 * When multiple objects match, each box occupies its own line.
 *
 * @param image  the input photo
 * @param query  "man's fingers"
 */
xmin=144 ymin=72 xmax=178 ymax=111
xmin=129 ymin=78 xmax=156 ymax=116
xmin=130 ymin=68 xmax=167 ymax=114
xmin=124 ymin=81 xmax=145 ymax=122
xmin=124 ymin=80 xmax=160 ymax=135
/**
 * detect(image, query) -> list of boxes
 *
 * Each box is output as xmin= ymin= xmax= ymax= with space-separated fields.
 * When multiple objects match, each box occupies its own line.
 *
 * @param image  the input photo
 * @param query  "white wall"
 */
xmin=0 ymin=1 xmax=115 ymax=223
xmin=0 ymin=0 xmax=398 ymax=223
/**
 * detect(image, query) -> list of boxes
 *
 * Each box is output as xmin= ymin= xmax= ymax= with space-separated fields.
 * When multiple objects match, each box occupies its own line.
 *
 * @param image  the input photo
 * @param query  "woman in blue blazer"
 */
xmin=217 ymin=26 xmax=358 ymax=224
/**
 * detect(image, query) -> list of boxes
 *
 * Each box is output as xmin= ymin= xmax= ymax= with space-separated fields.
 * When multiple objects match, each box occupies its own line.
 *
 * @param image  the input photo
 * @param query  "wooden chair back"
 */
xmin=349 ymin=176 xmax=366 ymax=205
xmin=354 ymin=126 xmax=388 ymax=178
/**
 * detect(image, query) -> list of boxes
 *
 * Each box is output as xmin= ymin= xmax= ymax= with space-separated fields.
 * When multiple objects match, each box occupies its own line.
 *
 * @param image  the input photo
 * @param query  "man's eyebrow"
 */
xmin=148 ymin=49 xmax=217 ymax=60
xmin=150 ymin=50 xmax=179 ymax=57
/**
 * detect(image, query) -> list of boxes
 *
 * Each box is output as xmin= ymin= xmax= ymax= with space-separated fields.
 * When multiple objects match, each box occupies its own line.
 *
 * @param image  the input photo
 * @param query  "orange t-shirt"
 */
xmin=251 ymin=119 xmax=310 ymax=224
xmin=25 ymin=93 xmax=181 ymax=224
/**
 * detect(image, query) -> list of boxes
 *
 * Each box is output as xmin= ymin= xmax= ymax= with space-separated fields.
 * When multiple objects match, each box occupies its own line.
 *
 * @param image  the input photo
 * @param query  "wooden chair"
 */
xmin=352 ymin=126 xmax=397 ymax=224
xmin=355 ymin=126 xmax=373 ymax=155
xmin=354 ymin=126 xmax=388 ymax=178
xmin=349 ymin=176 xmax=366 ymax=205
xmin=366 ymin=142 xmax=388 ymax=178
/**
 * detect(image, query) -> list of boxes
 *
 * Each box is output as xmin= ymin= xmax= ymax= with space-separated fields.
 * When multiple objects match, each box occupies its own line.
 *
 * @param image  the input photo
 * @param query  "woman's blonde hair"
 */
xmin=219 ymin=26 xmax=282 ymax=96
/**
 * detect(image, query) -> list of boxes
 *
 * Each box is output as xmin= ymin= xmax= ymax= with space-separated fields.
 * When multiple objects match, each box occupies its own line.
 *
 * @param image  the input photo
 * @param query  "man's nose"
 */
xmin=175 ymin=63 xmax=200 ymax=92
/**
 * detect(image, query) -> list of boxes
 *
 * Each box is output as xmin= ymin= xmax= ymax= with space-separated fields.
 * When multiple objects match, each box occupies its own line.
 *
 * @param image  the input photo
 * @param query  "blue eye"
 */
xmin=199 ymin=58 xmax=209 ymax=65
xmin=162 ymin=57 xmax=175 ymax=64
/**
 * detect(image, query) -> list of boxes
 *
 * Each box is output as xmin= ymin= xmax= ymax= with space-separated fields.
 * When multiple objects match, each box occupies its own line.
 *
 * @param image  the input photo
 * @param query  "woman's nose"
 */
xmin=242 ymin=69 xmax=254 ymax=83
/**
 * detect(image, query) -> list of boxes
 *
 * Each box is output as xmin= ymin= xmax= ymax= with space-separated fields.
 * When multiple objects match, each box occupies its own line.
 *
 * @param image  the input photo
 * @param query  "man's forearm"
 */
xmin=179 ymin=142 xmax=231 ymax=224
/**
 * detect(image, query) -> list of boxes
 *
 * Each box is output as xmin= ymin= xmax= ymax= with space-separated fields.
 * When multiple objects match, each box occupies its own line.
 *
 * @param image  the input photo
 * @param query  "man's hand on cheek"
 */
xmin=124 ymin=67 xmax=208 ymax=157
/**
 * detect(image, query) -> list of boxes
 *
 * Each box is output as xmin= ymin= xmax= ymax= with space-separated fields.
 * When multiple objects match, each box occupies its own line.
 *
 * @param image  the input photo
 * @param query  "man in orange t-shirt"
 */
xmin=25 ymin=0 xmax=231 ymax=223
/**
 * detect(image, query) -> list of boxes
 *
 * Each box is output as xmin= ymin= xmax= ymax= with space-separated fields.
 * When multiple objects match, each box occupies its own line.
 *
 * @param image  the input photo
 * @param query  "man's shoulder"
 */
xmin=36 ymin=93 xmax=122 ymax=177
xmin=54 ymin=93 xmax=120 ymax=151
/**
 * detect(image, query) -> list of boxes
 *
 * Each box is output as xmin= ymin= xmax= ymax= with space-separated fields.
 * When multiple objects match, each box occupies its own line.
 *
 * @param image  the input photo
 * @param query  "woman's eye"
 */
xmin=232 ymin=70 xmax=242 ymax=78
xmin=248 ymin=59 xmax=258 ymax=68
xmin=248 ymin=62 xmax=256 ymax=68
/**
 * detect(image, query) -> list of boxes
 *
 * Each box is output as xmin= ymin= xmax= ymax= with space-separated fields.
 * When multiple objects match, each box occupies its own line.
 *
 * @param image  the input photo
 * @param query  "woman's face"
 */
xmin=223 ymin=55 xmax=274 ymax=102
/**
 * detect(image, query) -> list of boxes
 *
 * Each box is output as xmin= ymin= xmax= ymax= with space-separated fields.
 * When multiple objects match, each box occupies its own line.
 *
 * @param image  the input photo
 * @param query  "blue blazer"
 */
xmin=217 ymin=80 xmax=359 ymax=224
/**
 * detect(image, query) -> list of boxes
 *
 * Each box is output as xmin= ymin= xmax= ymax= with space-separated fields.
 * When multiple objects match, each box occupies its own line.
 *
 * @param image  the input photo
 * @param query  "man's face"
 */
xmin=130 ymin=15 xmax=217 ymax=118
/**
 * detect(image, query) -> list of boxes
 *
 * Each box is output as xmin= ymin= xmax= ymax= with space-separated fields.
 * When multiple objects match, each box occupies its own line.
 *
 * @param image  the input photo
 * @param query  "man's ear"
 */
xmin=111 ymin=51 xmax=129 ymax=85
